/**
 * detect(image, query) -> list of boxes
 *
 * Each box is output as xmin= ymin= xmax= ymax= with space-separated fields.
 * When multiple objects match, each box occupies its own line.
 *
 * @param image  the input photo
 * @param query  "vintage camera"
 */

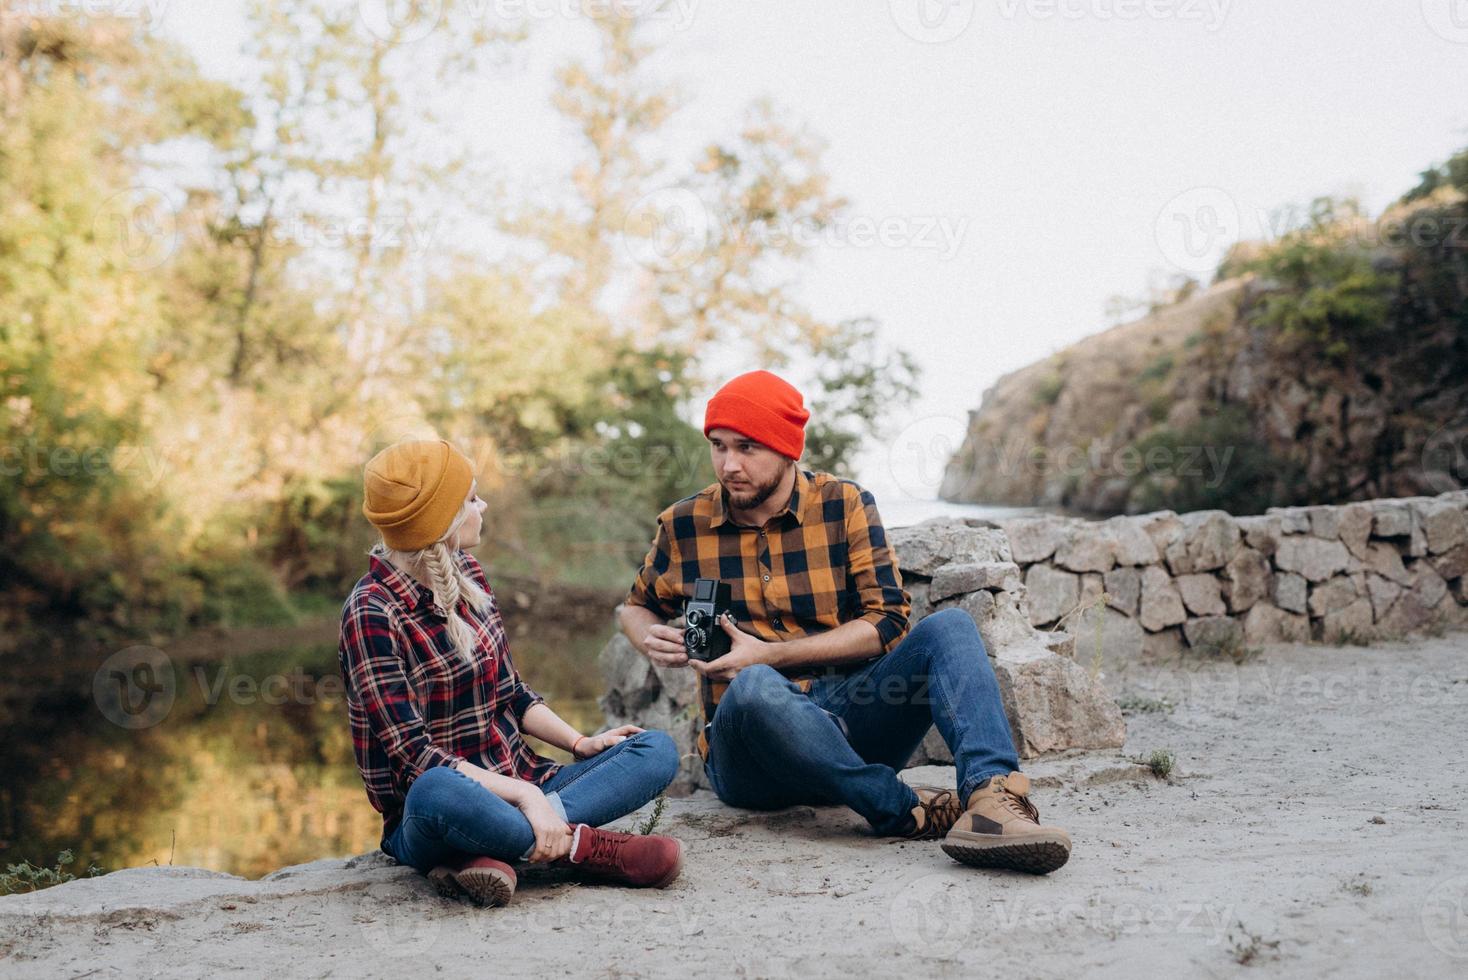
xmin=683 ymin=578 xmax=733 ymax=662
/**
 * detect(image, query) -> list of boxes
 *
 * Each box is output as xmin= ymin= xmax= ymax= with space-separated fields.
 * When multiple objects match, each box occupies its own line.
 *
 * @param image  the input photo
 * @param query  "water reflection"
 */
xmin=1 ymin=635 xmax=609 ymax=881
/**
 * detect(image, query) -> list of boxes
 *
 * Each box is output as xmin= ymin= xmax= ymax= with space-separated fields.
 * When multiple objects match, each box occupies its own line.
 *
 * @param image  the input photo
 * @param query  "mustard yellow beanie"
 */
xmin=362 ymin=439 xmax=475 ymax=551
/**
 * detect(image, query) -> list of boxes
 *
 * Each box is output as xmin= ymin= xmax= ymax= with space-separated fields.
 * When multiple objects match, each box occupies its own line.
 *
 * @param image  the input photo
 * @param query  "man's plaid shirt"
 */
xmin=626 ymin=469 xmax=912 ymax=697
xmin=339 ymin=552 xmax=560 ymax=842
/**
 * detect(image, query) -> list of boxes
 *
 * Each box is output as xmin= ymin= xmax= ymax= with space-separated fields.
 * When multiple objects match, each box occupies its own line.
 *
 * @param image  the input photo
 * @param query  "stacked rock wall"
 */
xmin=997 ymin=490 xmax=1468 ymax=661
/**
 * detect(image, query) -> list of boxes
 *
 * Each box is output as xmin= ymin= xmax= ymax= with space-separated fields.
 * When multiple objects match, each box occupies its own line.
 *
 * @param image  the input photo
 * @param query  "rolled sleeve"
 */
xmin=844 ymin=485 xmax=911 ymax=652
xmin=341 ymin=600 xmax=458 ymax=785
xmin=625 ymin=515 xmax=682 ymax=620
xmin=507 ymin=663 xmax=545 ymax=719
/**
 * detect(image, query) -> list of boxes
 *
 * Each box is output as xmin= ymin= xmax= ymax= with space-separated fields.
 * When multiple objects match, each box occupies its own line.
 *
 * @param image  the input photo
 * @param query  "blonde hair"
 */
xmin=371 ymin=501 xmax=490 ymax=664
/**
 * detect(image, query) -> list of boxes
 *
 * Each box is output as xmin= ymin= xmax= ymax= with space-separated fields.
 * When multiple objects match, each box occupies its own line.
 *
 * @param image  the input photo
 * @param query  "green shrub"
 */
xmin=1124 ymin=407 xmax=1297 ymax=516
xmin=1241 ymin=203 xmax=1394 ymax=358
xmin=1033 ymin=372 xmax=1064 ymax=406
xmin=1137 ymin=353 xmax=1175 ymax=384
xmin=1 ymin=851 xmax=104 ymax=894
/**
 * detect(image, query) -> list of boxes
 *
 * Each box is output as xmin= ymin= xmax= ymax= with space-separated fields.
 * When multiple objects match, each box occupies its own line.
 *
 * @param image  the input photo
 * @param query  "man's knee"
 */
xmin=912 ymin=607 xmax=988 ymax=657
xmin=719 ymin=664 xmax=797 ymax=729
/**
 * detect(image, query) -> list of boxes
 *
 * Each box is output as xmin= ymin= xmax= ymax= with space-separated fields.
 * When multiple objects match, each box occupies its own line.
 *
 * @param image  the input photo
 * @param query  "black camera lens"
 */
xmin=686 ymin=609 xmax=705 ymax=627
xmin=685 ymin=627 xmax=706 ymax=651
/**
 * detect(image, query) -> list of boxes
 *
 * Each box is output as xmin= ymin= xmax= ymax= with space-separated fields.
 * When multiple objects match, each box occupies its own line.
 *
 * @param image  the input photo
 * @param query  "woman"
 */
xmin=339 ymin=438 xmax=683 ymax=907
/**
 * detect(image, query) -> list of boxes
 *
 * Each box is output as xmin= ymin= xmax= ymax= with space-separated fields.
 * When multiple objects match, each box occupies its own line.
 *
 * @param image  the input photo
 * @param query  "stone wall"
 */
xmin=996 ymin=490 xmax=1468 ymax=661
xmin=598 ymin=519 xmax=1127 ymax=794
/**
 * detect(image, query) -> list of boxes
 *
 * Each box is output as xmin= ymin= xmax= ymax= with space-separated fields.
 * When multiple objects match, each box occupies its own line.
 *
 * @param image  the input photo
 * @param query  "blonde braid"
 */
xmin=423 ymin=541 xmax=473 ymax=662
xmin=372 ymin=503 xmax=491 ymax=665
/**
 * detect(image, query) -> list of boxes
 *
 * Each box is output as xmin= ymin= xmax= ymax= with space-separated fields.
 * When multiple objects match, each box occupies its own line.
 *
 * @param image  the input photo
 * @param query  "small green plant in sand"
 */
xmin=636 ymin=796 xmax=669 ymax=835
xmin=1 ymin=851 xmax=104 ymax=894
xmin=1143 ymin=749 xmax=1175 ymax=780
xmin=1227 ymin=921 xmax=1281 ymax=966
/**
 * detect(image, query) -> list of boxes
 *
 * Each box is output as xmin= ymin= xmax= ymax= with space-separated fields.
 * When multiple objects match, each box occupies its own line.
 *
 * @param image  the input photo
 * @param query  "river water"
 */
xmin=0 ymin=499 xmax=1034 ymax=881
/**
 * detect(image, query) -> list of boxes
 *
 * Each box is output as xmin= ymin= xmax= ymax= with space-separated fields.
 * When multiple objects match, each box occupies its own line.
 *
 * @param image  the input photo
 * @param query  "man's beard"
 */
xmin=724 ymin=463 xmax=789 ymax=511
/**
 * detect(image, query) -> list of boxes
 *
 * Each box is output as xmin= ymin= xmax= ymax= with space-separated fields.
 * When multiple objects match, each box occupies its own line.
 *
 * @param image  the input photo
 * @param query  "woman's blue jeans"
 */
xmin=384 ymin=729 xmax=680 ymax=873
xmin=704 ymin=608 xmax=1020 ymax=837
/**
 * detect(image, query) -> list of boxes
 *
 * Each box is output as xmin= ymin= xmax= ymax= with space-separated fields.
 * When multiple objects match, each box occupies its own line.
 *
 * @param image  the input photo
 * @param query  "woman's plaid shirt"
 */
xmin=626 ymin=469 xmax=912 ymax=694
xmin=338 ymin=552 xmax=559 ymax=841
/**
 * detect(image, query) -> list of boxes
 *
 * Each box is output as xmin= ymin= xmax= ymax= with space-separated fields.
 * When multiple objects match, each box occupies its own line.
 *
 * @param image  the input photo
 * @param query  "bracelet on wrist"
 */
xmin=571 ymin=735 xmax=587 ymax=758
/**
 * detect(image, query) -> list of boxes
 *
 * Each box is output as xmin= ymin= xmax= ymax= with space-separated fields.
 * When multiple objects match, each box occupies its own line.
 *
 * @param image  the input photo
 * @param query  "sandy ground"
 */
xmin=2 ymin=634 xmax=1466 ymax=978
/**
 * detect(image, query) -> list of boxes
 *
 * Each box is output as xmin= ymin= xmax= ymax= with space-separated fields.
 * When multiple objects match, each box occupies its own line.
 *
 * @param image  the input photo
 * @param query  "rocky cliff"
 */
xmin=941 ymin=185 xmax=1468 ymax=516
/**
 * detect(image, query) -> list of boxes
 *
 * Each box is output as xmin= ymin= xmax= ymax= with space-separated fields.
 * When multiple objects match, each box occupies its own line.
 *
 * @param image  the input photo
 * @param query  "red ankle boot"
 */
xmin=563 ymin=824 xmax=683 ymax=888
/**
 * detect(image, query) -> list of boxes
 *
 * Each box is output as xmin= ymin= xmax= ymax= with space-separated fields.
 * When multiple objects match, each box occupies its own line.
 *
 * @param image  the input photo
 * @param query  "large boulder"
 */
xmin=1024 ymin=563 xmax=1080 ymax=626
xmin=1420 ymin=501 xmax=1468 ymax=555
xmin=1138 ymin=565 xmax=1187 ymax=632
xmin=1220 ymin=548 xmax=1271 ymax=612
xmin=989 ymin=643 xmax=1127 ymax=757
xmin=1163 ymin=511 xmax=1242 ymax=574
xmin=1175 ymin=573 xmax=1226 ymax=616
xmin=1274 ymin=535 xmax=1351 ymax=582
xmin=929 ymin=561 xmax=1022 ymax=601
xmin=1242 ymin=602 xmax=1310 ymax=645
xmin=598 ymin=626 xmax=706 ymax=793
xmin=997 ymin=516 xmax=1071 ymax=564
xmin=890 ymin=519 xmax=1013 ymax=575
xmin=1102 ymin=566 xmax=1142 ymax=616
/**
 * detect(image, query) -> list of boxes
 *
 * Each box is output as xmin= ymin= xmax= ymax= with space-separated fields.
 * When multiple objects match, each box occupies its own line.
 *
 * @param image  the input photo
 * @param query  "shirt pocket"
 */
xmin=406 ymin=648 xmax=456 ymax=709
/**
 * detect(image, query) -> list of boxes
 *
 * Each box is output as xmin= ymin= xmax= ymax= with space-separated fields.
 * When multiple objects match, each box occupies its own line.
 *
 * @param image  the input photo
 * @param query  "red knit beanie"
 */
xmin=703 ymin=370 xmax=810 ymax=460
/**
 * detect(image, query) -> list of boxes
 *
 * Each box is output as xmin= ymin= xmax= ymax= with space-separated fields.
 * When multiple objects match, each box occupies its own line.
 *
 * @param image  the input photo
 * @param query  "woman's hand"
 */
xmin=573 ymin=724 xmax=644 ymax=760
xmin=515 ymin=788 xmax=574 ymax=863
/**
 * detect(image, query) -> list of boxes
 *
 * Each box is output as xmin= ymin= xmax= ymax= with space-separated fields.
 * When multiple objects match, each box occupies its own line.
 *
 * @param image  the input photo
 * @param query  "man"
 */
xmin=619 ymin=370 xmax=1072 ymax=874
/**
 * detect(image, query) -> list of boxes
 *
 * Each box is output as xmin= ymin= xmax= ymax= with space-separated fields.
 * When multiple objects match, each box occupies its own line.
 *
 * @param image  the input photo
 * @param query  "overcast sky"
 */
xmin=157 ymin=0 xmax=1468 ymax=501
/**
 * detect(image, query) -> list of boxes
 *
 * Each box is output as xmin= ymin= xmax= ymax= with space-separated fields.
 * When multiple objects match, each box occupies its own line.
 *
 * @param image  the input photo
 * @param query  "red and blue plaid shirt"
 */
xmin=338 ymin=552 xmax=560 ymax=841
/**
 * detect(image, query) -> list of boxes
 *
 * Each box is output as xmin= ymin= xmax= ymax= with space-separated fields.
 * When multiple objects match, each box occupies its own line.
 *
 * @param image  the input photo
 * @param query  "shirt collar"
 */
xmin=368 ymin=553 xmax=432 ymax=612
xmin=710 ymin=468 xmax=810 ymax=529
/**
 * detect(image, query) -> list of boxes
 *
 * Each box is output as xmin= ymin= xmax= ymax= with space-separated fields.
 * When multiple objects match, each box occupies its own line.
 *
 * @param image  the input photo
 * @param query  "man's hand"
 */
xmin=688 ymin=614 xmax=773 ymax=682
xmin=640 ymin=623 xmax=690 ymax=668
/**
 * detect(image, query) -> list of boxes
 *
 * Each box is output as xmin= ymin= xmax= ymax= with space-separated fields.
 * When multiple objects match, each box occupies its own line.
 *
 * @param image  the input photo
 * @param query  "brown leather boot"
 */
xmin=563 ymin=825 xmax=684 ymax=888
xmin=428 ymin=855 xmax=516 ymax=907
xmin=903 ymin=786 xmax=966 ymax=840
xmin=940 ymin=772 xmax=1071 ymax=874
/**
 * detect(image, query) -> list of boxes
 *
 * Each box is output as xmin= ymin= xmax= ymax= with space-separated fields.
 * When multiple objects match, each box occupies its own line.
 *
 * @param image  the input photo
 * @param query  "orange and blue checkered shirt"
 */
xmin=626 ymin=469 xmax=912 ymax=686
xmin=339 ymin=552 xmax=560 ymax=843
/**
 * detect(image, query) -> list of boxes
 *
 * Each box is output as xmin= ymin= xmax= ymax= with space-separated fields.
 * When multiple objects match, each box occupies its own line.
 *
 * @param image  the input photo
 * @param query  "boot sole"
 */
xmin=429 ymin=865 xmax=515 ymax=907
xmin=941 ymin=833 xmax=1071 ymax=875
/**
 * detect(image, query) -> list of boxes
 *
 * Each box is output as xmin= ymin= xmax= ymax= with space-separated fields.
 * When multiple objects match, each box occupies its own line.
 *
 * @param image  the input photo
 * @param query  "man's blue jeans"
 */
xmin=704 ymin=608 xmax=1020 ymax=837
xmin=384 ymin=729 xmax=680 ymax=873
